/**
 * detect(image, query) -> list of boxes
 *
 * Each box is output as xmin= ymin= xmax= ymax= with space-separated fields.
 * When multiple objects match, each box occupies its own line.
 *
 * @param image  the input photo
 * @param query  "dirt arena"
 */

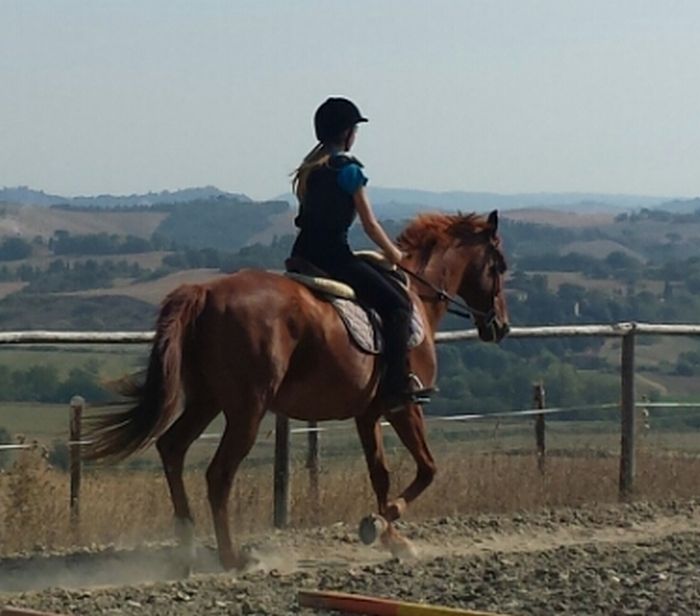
xmin=1 ymin=499 xmax=699 ymax=615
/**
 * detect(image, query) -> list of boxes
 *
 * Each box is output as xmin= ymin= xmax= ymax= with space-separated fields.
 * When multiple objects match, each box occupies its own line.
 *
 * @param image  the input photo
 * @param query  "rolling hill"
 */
xmin=0 ymin=203 xmax=167 ymax=239
xmin=0 ymin=185 xmax=250 ymax=208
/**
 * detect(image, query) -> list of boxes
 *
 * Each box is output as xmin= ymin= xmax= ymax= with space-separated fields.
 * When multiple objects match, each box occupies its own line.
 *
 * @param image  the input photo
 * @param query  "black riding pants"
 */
xmin=292 ymin=235 xmax=411 ymax=388
xmin=332 ymin=256 xmax=412 ymax=388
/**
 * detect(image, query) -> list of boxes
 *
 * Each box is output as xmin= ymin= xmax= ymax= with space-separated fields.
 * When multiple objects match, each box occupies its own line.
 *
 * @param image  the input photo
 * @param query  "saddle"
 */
xmin=284 ymin=251 xmax=425 ymax=355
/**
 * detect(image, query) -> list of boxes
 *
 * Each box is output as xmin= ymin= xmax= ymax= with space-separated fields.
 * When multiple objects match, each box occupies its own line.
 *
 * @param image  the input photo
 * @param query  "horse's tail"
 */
xmin=84 ymin=285 xmax=208 ymax=462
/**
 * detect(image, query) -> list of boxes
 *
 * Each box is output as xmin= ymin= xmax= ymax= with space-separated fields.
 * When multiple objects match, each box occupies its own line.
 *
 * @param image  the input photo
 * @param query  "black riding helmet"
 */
xmin=314 ymin=97 xmax=368 ymax=144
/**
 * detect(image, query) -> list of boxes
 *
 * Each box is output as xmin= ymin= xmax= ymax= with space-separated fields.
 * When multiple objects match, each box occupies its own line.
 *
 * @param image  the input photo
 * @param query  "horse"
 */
xmin=85 ymin=209 xmax=509 ymax=571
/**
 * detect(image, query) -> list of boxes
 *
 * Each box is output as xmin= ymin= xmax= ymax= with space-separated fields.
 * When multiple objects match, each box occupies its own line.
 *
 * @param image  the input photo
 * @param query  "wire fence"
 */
xmin=3 ymin=399 xmax=699 ymax=450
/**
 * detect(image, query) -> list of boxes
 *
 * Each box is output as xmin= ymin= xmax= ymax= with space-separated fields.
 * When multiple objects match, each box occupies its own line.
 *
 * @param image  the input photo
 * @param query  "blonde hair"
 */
xmin=292 ymin=143 xmax=330 ymax=201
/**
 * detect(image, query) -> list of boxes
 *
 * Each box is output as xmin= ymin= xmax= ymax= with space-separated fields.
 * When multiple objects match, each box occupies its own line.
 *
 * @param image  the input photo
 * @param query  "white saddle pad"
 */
xmin=331 ymin=298 xmax=425 ymax=355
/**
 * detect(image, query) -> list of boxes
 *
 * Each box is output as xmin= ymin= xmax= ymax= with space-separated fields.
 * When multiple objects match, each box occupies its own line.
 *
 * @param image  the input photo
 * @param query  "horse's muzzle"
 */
xmin=478 ymin=319 xmax=510 ymax=343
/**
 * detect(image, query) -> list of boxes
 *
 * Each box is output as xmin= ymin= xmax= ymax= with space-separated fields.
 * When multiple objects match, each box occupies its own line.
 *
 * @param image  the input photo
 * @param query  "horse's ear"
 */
xmin=488 ymin=210 xmax=499 ymax=235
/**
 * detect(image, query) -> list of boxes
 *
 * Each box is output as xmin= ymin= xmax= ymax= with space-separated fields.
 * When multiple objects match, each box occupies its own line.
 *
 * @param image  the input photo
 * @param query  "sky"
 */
xmin=1 ymin=0 xmax=699 ymax=201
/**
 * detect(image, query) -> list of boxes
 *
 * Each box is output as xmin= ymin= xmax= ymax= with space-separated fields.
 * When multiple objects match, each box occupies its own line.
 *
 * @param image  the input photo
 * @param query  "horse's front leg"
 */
xmin=383 ymin=402 xmax=437 ymax=523
xmin=355 ymin=409 xmax=422 ymax=559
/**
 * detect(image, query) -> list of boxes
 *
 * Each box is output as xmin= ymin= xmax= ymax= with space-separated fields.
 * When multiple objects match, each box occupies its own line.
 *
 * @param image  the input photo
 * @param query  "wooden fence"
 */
xmin=2 ymin=321 xmax=700 ymax=529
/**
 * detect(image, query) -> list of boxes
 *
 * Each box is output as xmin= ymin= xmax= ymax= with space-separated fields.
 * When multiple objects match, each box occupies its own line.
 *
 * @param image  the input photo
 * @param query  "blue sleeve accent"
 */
xmin=337 ymin=163 xmax=368 ymax=195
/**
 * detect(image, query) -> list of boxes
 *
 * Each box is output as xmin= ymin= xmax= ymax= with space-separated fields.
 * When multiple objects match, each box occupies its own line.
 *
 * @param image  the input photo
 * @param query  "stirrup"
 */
xmin=383 ymin=374 xmax=436 ymax=413
xmin=407 ymin=373 xmax=436 ymax=400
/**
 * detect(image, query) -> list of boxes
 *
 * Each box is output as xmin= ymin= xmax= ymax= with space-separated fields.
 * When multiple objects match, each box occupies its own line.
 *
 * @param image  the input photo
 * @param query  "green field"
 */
xmin=2 ymin=397 xmax=698 ymax=469
xmin=0 ymin=346 xmax=147 ymax=379
xmin=0 ymin=402 xmax=67 ymax=439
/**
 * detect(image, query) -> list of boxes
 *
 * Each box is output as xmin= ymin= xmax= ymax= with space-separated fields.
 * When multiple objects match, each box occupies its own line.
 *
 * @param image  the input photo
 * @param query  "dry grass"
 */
xmin=0 ymin=281 xmax=27 ymax=300
xmin=1 ymin=443 xmax=699 ymax=557
xmin=0 ymin=204 xmax=166 ymax=240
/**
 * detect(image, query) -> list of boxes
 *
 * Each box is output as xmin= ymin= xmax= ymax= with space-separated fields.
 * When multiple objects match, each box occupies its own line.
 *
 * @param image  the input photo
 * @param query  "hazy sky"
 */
xmin=2 ymin=1 xmax=699 ymax=200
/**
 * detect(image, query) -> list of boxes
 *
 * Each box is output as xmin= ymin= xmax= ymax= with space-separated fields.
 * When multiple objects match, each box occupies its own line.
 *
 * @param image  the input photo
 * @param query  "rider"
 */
xmin=290 ymin=97 xmax=430 ymax=407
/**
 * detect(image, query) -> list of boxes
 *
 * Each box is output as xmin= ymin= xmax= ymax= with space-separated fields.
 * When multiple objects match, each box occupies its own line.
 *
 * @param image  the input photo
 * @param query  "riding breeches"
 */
xmin=329 ymin=256 xmax=412 ymax=387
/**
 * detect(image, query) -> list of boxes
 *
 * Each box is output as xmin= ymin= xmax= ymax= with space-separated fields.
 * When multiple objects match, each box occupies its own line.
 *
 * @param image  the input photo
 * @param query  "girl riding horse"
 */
xmin=291 ymin=97 xmax=431 ymax=408
xmin=85 ymin=100 xmax=510 ymax=571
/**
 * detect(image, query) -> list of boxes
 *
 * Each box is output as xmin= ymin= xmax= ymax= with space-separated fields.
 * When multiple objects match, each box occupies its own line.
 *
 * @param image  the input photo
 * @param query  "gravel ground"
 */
xmin=2 ymin=500 xmax=699 ymax=615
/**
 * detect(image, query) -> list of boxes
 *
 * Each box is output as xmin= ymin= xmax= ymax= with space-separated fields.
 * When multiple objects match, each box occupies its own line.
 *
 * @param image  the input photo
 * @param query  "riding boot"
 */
xmin=381 ymin=310 xmax=410 ymax=391
xmin=381 ymin=311 xmax=434 ymax=410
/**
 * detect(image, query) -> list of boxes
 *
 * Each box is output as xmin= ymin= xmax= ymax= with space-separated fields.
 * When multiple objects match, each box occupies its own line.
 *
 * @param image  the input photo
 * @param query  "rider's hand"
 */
xmin=387 ymin=246 xmax=404 ymax=265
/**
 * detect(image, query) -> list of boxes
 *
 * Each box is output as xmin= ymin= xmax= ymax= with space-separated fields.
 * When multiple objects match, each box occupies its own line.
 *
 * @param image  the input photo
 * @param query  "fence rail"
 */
xmin=1 ymin=321 xmax=700 ymax=528
xmin=0 ymin=322 xmax=699 ymax=345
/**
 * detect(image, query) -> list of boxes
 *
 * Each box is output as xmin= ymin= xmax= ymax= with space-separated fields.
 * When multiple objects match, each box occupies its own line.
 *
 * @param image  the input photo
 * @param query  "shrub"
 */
xmin=48 ymin=439 xmax=70 ymax=471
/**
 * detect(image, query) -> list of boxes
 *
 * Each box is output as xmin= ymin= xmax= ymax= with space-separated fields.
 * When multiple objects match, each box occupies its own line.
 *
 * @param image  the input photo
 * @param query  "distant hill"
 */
xmin=0 ymin=203 xmax=167 ymax=239
xmin=369 ymin=188 xmax=671 ymax=212
xmin=1 ymin=185 xmax=694 ymax=253
xmin=154 ymin=197 xmax=290 ymax=251
xmin=0 ymin=195 xmax=290 ymax=252
xmin=655 ymin=197 xmax=700 ymax=214
xmin=277 ymin=188 xmax=675 ymax=219
xmin=0 ymin=185 xmax=251 ymax=208
xmin=4 ymin=184 xmax=680 ymax=216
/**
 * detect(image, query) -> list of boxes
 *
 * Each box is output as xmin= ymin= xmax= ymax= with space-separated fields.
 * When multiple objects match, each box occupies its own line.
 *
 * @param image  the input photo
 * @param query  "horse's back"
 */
xmin=198 ymin=268 xmax=330 ymax=323
xmin=180 ymin=268 xmax=349 ymax=367
xmin=179 ymin=268 xmax=380 ymax=420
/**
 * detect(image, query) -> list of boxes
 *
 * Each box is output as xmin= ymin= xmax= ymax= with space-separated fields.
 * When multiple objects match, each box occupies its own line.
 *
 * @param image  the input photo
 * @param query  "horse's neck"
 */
xmin=407 ymin=246 xmax=464 ymax=332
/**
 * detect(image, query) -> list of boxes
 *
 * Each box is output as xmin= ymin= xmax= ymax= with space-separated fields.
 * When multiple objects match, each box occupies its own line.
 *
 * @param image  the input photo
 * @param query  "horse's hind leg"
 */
xmin=355 ymin=412 xmax=391 ymax=516
xmin=206 ymin=405 xmax=265 ymax=570
xmin=156 ymin=396 xmax=218 ymax=573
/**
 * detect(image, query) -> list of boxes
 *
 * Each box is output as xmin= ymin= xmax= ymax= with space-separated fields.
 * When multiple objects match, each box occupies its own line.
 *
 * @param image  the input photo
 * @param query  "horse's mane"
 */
xmin=397 ymin=212 xmax=493 ymax=265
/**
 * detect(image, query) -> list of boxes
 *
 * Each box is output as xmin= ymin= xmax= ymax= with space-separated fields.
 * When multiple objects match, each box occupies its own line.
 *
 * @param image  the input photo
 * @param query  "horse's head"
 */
xmin=398 ymin=210 xmax=510 ymax=343
xmin=452 ymin=210 xmax=510 ymax=342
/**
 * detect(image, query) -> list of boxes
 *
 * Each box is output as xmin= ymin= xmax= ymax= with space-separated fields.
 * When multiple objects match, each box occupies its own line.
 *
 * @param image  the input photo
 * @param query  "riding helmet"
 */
xmin=314 ymin=97 xmax=368 ymax=144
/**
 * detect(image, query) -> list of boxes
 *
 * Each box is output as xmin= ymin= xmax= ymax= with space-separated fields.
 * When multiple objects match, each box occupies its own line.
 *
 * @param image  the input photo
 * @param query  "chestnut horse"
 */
xmin=85 ymin=210 xmax=509 ymax=570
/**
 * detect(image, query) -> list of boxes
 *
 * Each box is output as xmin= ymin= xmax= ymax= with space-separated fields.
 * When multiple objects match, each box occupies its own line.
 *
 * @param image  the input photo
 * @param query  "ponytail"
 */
xmin=292 ymin=143 xmax=330 ymax=201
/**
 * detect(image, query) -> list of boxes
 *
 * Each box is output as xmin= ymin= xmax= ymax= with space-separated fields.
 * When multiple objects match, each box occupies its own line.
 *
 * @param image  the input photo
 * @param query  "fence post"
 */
xmin=306 ymin=420 xmax=320 ymax=521
xmin=273 ymin=413 xmax=290 ymax=528
xmin=619 ymin=329 xmax=636 ymax=499
xmin=69 ymin=395 xmax=85 ymax=534
xmin=533 ymin=383 xmax=546 ymax=474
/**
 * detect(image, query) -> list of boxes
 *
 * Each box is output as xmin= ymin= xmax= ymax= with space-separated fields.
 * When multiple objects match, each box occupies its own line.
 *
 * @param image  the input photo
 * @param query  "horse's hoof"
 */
xmin=359 ymin=514 xmax=388 ymax=545
xmin=220 ymin=548 xmax=260 ymax=572
xmin=388 ymin=536 xmax=419 ymax=560
xmin=240 ymin=546 xmax=262 ymax=572
xmin=166 ymin=545 xmax=196 ymax=578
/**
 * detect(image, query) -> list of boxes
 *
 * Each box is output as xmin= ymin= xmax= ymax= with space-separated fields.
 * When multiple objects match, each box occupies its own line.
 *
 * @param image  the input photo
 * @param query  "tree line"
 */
xmin=0 ymin=259 xmax=148 ymax=293
xmin=0 ymin=360 xmax=110 ymax=404
xmin=0 ymin=214 xmax=699 ymax=423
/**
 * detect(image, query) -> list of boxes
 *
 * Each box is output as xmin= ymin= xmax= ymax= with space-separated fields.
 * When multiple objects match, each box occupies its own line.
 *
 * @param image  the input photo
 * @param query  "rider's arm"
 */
xmin=354 ymin=187 xmax=403 ymax=264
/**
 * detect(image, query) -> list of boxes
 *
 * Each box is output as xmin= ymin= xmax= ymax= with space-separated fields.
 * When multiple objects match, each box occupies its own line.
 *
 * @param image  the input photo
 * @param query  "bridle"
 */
xmin=397 ymin=262 xmax=498 ymax=329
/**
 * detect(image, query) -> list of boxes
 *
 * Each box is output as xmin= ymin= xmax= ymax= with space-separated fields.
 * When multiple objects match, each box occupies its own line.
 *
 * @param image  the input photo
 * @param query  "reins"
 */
xmin=397 ymin=264 xmax=496 ymax=325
